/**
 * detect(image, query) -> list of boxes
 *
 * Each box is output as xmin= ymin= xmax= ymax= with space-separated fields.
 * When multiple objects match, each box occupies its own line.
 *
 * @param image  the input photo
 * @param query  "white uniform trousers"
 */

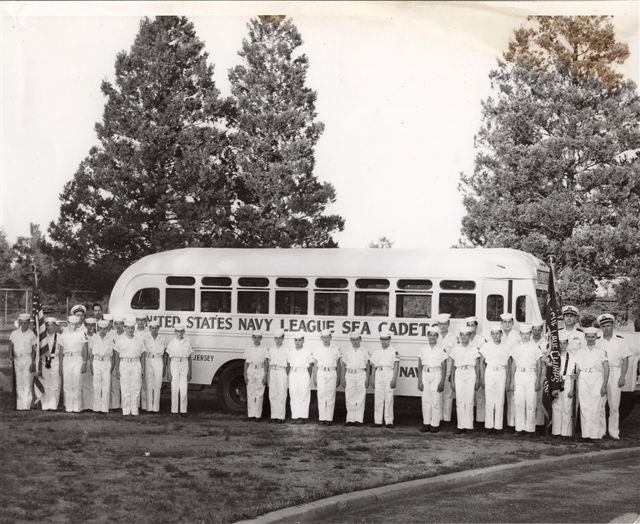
xmin=474 ymin=385 xmax=485 ymax=422
xmin=14 ymin=356 xmax=33 ymax=410
xmin=80 ymin=366 xmax=93 ymax=411
xmin=374 ymin=368 xmax=395 ymax=425
xmin=535 ymin=383 xmax=545 ymax=426
xmin=514 ymin=370 xmax=537 ymax=432
xmin=345 ymin=370 xmax=366 ymax=423
xmin=140 ymin=373 xmax=148 ymax=411
xmin=41 ymin=357 xmax=61 ymax=411
xmin=454 ymin=368 xmax=475 ymax=429
xmin=606 ymin=367 xmax=623 ymax=439
xmin=246 ymin=365 xmax=266 ymax=418
xmin=552 ymin=377 xmax=574 ymax=436
xmin=441 ymin=359 xmax=454 ymax=421
xmin=62 ymin=356 xmax=83 ymax=413
xmin=317 ymin=369 xmax=338 ymax=421
xmin=169 ymin=358 xmax=189 ymax=414
xmin=288 ymin=368 xmax=311 ymax=419
xmin=578 ymin=372 xmax=605 ymax=439
xmin=268 ymin=367 xmax=288 ymax=420
xmin=92 ymin=360 xmax=112 ymax=413
xmin=110 ymin=369 xmax=121 ymax=409
xmin=484 ymin=367 xmax=507 ymax=430
xmin=145 ymin=356 xmax=164 ymax=412
xmin=421 ymin=370 xmax=442 ymax=427
xmin=120 ymin=360 xmax=142 ymax=416
xmin=506 ymin=389 xmax=515 ymax=427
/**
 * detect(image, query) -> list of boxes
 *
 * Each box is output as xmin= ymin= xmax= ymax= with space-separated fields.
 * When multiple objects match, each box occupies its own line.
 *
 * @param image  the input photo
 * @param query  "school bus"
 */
xmin=108 ymin=247 xmax=551 ymax=412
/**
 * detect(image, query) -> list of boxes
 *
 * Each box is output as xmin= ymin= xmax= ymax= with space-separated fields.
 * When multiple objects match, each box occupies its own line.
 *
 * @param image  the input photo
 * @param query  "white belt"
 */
xmin=425 ymin=366 xmax=442 ymax=372
xmin=608 ymin=365 xmax=621 ymax=369
xmin=146 ymin=354 xmax=164 ymax=359
xmin=92 ymin=355 xmax=111 ymax=361
xmin=517 ymin=367 xmax=537 ymax=373
xmin=291 ymin=366 xmax=308 ymax=371
xmin=376 ymin=366 xmax=393 ymax=371
xmin=346 ymin=368 xmax=366 ymax=374
xmin=581 ymin=368 xmax=602 ymax=374
xmin=488 ymin=365 xmax=506 ymax=371
xmin=458 ymin=365 xmax=475 ymax=370
xmin=171 ymin=357 xmax=189 ymax=362
xmin=120 ymin=357 xmax=140 ymax=363
xmin=270 ymin=365 xmax=287 ymax=370
xmin=14 ymin=354 xmax=32 ymax=360
xmin=248 ymin=363 xmax=264 ymax=369
xmin=319 ymin=366 xmax=337 ymax=372
xmin=64 ymin=352 xmax=82 ymax=357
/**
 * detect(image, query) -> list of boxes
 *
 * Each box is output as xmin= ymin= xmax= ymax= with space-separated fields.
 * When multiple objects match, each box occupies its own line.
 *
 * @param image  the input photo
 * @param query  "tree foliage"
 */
xmin=369 ymin=236 xmax=394 ymax=249
xmin=228 ymin=16 xmax=344 ymax=247
xmin=460 ymin=16 xmax=640 ymax=315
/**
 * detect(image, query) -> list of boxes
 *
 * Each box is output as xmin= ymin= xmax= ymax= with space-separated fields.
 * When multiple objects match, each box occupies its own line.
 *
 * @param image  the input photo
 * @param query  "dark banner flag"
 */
xmin=542 ymin=263 xmax=562 ymax=432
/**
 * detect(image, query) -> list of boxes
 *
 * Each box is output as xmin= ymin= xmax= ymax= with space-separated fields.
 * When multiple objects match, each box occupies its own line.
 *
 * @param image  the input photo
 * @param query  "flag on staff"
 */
xmin=542 ymin=263 xmax=562 ymax=431
xmin=31 ymin=264 xmax=46 ymax=406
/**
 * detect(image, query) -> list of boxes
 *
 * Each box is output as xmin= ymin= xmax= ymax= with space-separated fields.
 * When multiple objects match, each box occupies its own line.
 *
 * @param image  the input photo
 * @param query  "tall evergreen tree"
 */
xmin=49 ymin=16 xmax=235 ymax=294
xmin=460 ymin=16 xmax=640 ymax=315
xmin=229 ymin=16 xmax=344 ymax=247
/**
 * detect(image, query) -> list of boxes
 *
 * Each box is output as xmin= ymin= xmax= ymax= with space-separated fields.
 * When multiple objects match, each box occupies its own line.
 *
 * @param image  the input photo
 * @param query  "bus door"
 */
xmin=483 ymin=279 xmax=509 ymax=328
xmin=511 ymin=279 xmax=538 ymax=323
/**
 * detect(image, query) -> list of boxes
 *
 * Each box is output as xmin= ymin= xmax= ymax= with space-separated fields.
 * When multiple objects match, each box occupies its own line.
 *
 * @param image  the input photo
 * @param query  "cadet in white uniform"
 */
xmin=9 ymin=313 xmax=37 ymax=410
xmin=479 ymin=325 xmax=511 ymax=433
xmin=60 ymin=315 xmax=88 ymax=413
xmin=552 ymin=332 xmax=577 ymax=437
xmin=90 ymin=320 xmax=114 ymax=413
xmin=576 ymin=327 xmax=609 ymax=440
xmin=417 ymin=326 xmax=447 ymax=432
xmin=370 ymin=330 xmax=400 ymax=428
xmin=109 ymin=316 xmax=124 ymax=410
xmin=80 ymin=317 xmax=96 ymax=411
xmin=531 ymin=320 xmax=547 ymax=426
xmin=597 ymin=313 xmax=631 ymax=439
xmin=437 ymin=314 xmax=457 ymax=423
xmin=143 ymin=320 xmax=167 ymax=413
xmin=166 ymin=324 xmax=193 ymax=414
xmin=134 ymin=313 xmax=149 ymax=410
xmin=266 ymin=329 xmax=288 ymax=422
xmin=450 ymin=326 xmax=481 ymax=433
xmin=312 ymin=329 xmax=342 ymax=425
xmin=287 ymin=334 xmax=314 ymax=422
xmin=341 ymin=332 xmax=369 ymax=426
xmin=499 ymin=313 xmax=520 ymax=429
xmin=510 ymin=324 xmax=542 ymax=435
xmin=244 ymin=331 xmax=267 ymax=421
xmin=41 ymin=317 xmax=62 ymax=411
xmin=466 ymin=317 xmax=486 ymax=424
xmin=562 ymin=306 xmax=584 ymax=357
xmin=115 ymin=319 xmax=144 ymax=416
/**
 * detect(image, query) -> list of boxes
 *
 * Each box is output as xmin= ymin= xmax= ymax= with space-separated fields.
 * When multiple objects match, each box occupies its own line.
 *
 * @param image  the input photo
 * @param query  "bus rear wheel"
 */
xmin=218 ymin=363 xmax=247 ymax=414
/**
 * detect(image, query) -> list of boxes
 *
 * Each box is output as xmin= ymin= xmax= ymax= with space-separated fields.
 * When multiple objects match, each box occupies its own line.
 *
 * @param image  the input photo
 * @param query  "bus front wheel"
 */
xmin=218 ymin=363 xmax=247 ymax=414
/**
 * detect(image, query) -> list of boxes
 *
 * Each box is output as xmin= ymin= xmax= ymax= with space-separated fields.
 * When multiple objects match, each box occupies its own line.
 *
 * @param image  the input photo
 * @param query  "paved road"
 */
xmin=326 ymin=457 xmax=640 ymax=523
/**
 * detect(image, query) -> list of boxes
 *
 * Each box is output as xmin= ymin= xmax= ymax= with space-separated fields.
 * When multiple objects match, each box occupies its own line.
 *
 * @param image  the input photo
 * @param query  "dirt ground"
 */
xmin=1 ymin=388 xmax=639 ymax=524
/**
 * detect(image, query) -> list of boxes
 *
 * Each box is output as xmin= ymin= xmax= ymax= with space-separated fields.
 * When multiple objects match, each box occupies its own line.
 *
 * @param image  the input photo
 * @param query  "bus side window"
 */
xmin=354 ymin=279 xmax=389 ymax=317
xmin=131 ymin=288 xmax=160 ymax=310
xmin=314 ymin=278 xmax=348 ymax=316
xmin=516 ymin=295 xmax=526 ymax=322
xmin=201 ymin=290 xmax=231 ymax=313
xmin=238 ymin=277 xmax=270 ymax=314
xmin=166 ymin=288 xmax=195 ymax=311
xmin=486 ymin=295 xmax=504 ymax=321
xmin=439 ymin=293 xmax=476 ymax=318
xmin=396 ymin=279 xmax=432 ymax=319
xmin=276 ymin=291 xmax=308 ymax=315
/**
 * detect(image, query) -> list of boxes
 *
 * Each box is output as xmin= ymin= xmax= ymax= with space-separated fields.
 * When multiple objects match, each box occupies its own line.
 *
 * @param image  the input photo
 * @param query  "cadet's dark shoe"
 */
xmin=420 ymin=424 xmax=430 ymax=433
xmin=430 ymin=426 xmax=440 ymax=433
xmin=386 ymin=424 xmax=395 ymax=429
xmin=244 ymin=416 xmax=252 ymax=422
xmin=513 ymin=431 xmax=523 ymax=437
xmin=355 ymin=422 xmax=364 ymax=427
xmin=455 ymin=428 xmax=465 ymax=435
xmin=373 ymin=423 xmax=384 ymax=428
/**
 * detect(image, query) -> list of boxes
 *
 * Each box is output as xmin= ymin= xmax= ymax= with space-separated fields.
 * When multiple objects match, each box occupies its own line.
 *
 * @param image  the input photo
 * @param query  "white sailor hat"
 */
xmin=103 ymin=314 xmax=114 ymax=321
xmin=379 ymin=329 xmax=392 ymax=339
xmin=114 ymin=315 xmax=126 ymax=323
xmin=273 ymin=329 xmax=285 ymax=338
xmin=558 ymin=331 xmax=569 ymax=342
xmin=68 ymin=315 xmax=80 ymax=324
xmin=135 ymin=312 xmax=147 ymax=320
xmin=70 ymin=304 xmax=86 ymax=314
xmin=18 ymin=313 xmax=31 ymax=322
xmin=293 ymin=333 xmax=305 ymax=340
xmin=349 ymin=331 xmax=362 ymax=340
xmin=519 ymin=323 xmax=533 ymax=333
xmin=489 ymin=324 xmax=503 ymax=333
xmin=125 ymin=315 xmax=136 ymax=325
xmin=85 ymin=318 xmax=97 ymax=325
xmin=583 ymin=327 xmax=599 ymax=336
xmin=97 ymin=320 xmax=109 ymax=329
xmin=465 ymin=316 xmax=478 ymax=324
xmin=174 ymin=323 xmax=186 ymax=331
xmin=499 ymin=313 xmax=514 ymax=321
xmin=531 ymin=320 xmax=544 ymax=329
xmin=426 ymin=326 xmax=440 ymax=335
xmin=562 ymin=305 xmax=579 ymax=316
xmin=320 ymin=329 xmax=333 ymax=337
xmin=459 ymin=326 xmax=474 ymax=334
xmin=252 ymin=330 xmax=263 ymax=337
xmin=45 ymin=317 xmax=58 ymax=324
xmin=124 ymin=319 xmax=136 ymax=327
xmin=436 ymin=313 xmax=451 ymax=323
xmin=597 ymin=313 xmax=614 ymax=326
xmin=148 ymin=320 xmax=160 ymax=328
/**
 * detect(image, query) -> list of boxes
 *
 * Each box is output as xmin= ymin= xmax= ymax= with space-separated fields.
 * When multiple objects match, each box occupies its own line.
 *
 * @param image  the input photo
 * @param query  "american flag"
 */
xmin=31 ymin=264 xmax=46 ymax=406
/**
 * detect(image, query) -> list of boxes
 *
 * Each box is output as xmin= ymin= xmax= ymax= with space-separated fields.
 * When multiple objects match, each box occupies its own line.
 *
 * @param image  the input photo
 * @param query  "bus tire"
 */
xmin=218 ymin=363 xmax=247 ymax=414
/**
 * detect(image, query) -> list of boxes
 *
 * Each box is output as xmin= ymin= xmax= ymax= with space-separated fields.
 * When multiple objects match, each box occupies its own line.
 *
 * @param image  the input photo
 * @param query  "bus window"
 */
xmin=276 ymin=278 xmax=308 ymax=288
xmin=398 ymin=279 xmax=432 ymax=290
xmin=356 ymin=279 xmax=389 ymax=289
xmin=536 ymin=289 xmax=548 ymax=319
xmin=440 ymin=280 xmax=476 ymax=290
xmin=238 ymin=291 xmax=269 ymax=314
xmin=166 ymin=288 xmax=195 ymax=311
xmin=276 ymin=291 xmax=308 ymax=315
xmin=167 ymin=276 xmax=196 ymax=286
xmin=201 ymin=290 xmax=231 ymax=313
xmin=239 ymin=277 xmax=269 ymax=287
xmin=314 ymin=292 xmax=348 ymax=316
xmin=486 ymin=295 xmax=504 ymax=321
xmin=131 ymin=288 xmax=160 ymax=310
xmin=202 ymin=277 xmax=232 ymax=287
xmin=316 ymin=278 xmax=348 ymax=289
xmin=396 ymin=295 xmax=431 ymax=318
xmin=439 ymin=293 xmax=476 ymax=318
xmin=516 ymin=295 xmax=527 ymax=322
xmin=355 ymin=292 xmax=389 ymax=317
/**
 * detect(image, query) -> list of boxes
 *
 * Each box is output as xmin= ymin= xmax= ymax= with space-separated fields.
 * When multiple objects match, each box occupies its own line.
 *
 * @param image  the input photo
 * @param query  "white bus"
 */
xmin=109 ymin=247 xmax=551 ymax=412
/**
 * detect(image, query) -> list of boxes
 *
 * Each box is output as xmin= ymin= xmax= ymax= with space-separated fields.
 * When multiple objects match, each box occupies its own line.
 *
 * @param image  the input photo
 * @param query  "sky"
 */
xmin=1 ymin=1 xmax=638 ymax=250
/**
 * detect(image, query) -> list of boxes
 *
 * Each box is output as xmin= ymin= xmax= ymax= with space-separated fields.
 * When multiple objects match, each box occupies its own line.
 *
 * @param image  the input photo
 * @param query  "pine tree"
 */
xmin=460 ymin=16 xmax=640 ymax=314
xmin=49 ymin=16 xmax=235 ymax=294
xmin=229 ymin=16 xmax=344 ymax=247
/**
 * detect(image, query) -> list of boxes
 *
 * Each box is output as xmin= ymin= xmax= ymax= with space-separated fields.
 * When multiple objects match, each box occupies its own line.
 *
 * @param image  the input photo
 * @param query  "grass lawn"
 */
xmin=1 ymin=389 xmax=638 ymax=523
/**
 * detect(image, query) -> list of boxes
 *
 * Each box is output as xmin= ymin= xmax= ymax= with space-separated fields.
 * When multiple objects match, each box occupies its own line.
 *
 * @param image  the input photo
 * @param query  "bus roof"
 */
xmin=112 ymin=247 xmax=548 ymax=286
